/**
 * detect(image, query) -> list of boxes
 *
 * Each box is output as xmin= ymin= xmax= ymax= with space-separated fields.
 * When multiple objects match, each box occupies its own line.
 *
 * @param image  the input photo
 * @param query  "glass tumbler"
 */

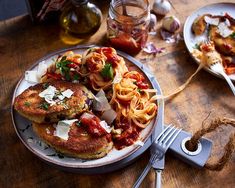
xmin=107 ymin=0 xmax=150 ymax=55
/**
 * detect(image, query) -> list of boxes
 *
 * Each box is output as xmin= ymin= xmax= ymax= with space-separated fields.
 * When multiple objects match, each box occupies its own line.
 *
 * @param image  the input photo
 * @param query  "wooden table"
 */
xmin=0 ymin=0 xmax=234 ymax=187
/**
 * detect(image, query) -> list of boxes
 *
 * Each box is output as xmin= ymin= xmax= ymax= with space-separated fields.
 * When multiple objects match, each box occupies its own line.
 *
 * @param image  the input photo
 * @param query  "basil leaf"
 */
xmin=101 ymin=64 xmax=113 ymax=80
xmin=39 ymin=102 xmax=49 ymax=110
xmin=73 ymin=74 xmax=79 ymax=81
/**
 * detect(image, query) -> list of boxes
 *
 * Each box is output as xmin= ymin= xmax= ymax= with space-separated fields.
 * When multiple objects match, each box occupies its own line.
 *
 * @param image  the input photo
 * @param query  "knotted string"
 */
xmin=186 ymin=117 xmax=235 ymax=171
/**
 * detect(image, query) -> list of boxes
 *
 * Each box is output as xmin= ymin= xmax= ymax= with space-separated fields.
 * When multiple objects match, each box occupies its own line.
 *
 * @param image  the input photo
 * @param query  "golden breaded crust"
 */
xmin=192 ymin=14 xmax=210 ymax=36
xmin=14 ymin=81 xmax=93 ymax=123
xmin=32 ymin=123 xmax=113 ymax=159
xmin=209 ymin=25 xmax=235 ymax=56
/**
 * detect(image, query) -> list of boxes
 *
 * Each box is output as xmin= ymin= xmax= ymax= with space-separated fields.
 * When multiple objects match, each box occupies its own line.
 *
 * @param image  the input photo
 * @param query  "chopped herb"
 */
xmin=230 ymin=32 xmax=235 ymax=39
xmin=133 ymin=81 xmax=137 ymax=85
xmin=76 ymin=121 xmax=81 ymax=127
xmin=24 ymin=101 xmax=31 ymax=107
xmin=137 ymin=89 xmax=143 ymax=93
xmin=39 ymin=102 xmax=49 ymax=110
xmin=61 ymin=56 xmax=67 ymax=61
xmin=64 ymin=71 xmax=71 ymax=81
xmin=193 ymin=43 xmax=200 ymax=49
xmin=101 ymin=64 xmax=113 ymax=80
xmin=73 ymin=74 xmax=80 ymax=81
xmin=42 ymin=83 xmax=49 ymax=89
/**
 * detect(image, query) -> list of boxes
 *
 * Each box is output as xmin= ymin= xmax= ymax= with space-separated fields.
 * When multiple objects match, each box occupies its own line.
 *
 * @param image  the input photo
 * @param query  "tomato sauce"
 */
xmin=113 ymin=118 xmax=141 ymax=150
xmin=114 ymin=126 xmax=140 ymax=150
xmin=80 ymin=116 xmax=107 ymax=137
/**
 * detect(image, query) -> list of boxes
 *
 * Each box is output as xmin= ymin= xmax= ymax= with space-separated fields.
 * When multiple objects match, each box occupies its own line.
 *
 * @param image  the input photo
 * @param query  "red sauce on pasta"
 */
xmin=80 ymin=116 xmax=107 ymax=137
xmin=113 ymin=118 xmax=141 ymax=150
xmin=114 ymin=126 xmax=140 ymax=150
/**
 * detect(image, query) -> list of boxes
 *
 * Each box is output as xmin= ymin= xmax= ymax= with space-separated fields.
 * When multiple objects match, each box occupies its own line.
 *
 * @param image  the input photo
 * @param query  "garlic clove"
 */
xmin=152 ymin=0 xmax=171 ymax=16
xmin=149 ymin=13 xmax=157 ymax=33
xmin=162 ymin=16 xmax=180 ymax=33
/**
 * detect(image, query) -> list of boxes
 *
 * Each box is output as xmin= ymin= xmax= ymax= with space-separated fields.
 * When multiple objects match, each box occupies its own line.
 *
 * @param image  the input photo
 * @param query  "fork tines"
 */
xmin=156 ymin=125 xmax=182 ymax=150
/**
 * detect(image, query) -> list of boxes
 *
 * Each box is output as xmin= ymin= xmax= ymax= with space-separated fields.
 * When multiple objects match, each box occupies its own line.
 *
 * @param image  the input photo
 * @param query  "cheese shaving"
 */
xmin=217 ymin=22 xmax=233 ymax=38
xmin=112 ymin=72 xmax=122 ymax=84
xmin=25 ymin=61 xmax=47 ymax=83
xmin=62 ymin=89 xmax=74 ymax=98
xmin=54 ymin=119 xmax=78 ymax=140
xmin=99 ymin=120 xmax=112 ymax=133
xmin=101 ymin=108 xmax=117 ymax=124
xmin=204 ymin=16 xmax=219 ymax=26
xmin=25 ymin=71 xmax=38 ymax=84
xmin=93 ymin=89 xmax=111 ymax=111
xmin=39 ymin=86 xmax=57 ymax=105
xmin=39 ymin=86 xmax=74 ymax=106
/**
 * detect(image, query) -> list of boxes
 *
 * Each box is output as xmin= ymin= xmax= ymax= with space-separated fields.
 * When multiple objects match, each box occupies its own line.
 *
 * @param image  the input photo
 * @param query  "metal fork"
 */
xmin=133 ymin=125 xmax=182 ymax=188
xmin=210 ymin=62 xmax=235 ymax=95
xmin=204 ymin=40 xmax=235 ymax=95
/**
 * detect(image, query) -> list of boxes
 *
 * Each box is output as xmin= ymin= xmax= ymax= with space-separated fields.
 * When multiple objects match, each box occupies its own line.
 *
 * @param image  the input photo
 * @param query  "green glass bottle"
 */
xmin=60 ymin=0 xmax=102 ymax=38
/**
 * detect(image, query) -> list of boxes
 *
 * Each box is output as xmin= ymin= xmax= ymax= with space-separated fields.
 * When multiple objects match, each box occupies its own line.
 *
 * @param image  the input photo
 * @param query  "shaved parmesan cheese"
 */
xmin=93 ymin=90 xmax=111 ymax=111
xmin=25 ymin=61 xmax=48 ymax=83
xmin=37 ymin=61 xmax=47 ymax=78
xmin=57 ymin=89 xmax=74 ymax=100
xmin=62 ymin=89 xmax=74 ymax=98
xmin=39 ymin=86 xmax=74 ymax=105
xmin=134 ymin=140 xmax=144 ymax=147
xmin=225 ymin=18 xmax=231 ymax=26
xmin=217 ymin=22 xmax=233 ymax=38
xmin=112 ymin=72 xmax=122 ymax=84
xmin=204 ymin=16 xmax=219 ymax=26
xmin=101 ymin=108 xmax=117 ymax=124
xmin=25 ymin=71 xmax=39 ymax=83
xmin=57 ymin=94 xmax=65 ymax=101
xmin=39 ymin=85 xmax=57 ymax=105
xmin=54 ymin=119 xmax=78 ymax=140
xmin=99 ymin=120 xmax=112 ymax=133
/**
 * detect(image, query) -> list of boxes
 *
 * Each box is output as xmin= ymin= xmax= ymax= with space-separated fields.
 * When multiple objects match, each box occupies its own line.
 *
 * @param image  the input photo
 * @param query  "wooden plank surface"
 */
xmin=0 ymin=0 xmax=234 ymax=187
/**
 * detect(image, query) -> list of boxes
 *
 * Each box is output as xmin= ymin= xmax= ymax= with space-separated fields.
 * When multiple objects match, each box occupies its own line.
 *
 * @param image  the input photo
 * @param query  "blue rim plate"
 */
xmin=11 ymin=45 xmax=164 ymax=173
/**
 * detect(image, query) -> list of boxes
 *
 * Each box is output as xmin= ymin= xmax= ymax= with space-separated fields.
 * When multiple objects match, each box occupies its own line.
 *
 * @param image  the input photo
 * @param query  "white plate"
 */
xmin=11 ymin=45 xmax=163 ymax=172
xmin=183 ymin=2 xmax=235 ymax=81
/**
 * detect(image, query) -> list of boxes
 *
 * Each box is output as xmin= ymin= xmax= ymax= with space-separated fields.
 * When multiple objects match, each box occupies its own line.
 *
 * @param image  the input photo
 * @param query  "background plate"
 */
xmin=11 ymin=45 xmax=163 ymax=173
xmin=183 ymin=2 xmax=235 ymax=81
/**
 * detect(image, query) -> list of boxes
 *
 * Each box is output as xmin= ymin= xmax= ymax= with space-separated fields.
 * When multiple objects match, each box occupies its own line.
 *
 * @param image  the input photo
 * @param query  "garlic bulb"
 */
xmin=149 ymin=13 xmax=157 ymax=32
xmin=162 ymin=16 xmax=180 ymax=33
xmin=152 ymin=0 xmax=171 ymax=16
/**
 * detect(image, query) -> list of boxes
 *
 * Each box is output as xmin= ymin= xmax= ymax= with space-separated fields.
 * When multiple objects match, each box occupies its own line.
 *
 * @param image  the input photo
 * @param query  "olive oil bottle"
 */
xmin=60 ymin=0 xmax=102 ymax=41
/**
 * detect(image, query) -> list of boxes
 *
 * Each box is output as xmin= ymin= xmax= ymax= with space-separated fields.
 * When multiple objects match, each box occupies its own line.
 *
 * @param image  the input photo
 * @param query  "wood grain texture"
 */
xmin=0 ymin=0 xmax=234 ymax=187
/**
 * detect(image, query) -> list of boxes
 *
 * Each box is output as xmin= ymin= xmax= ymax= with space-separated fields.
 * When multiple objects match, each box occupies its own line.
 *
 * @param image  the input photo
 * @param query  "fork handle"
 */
xmin=155 ymin=170 xmax=162 ymax=188
xmin=220 ymin=71 xmax=235 ymax=95
xmin=132 ymin=162 xmax=152 ymax=188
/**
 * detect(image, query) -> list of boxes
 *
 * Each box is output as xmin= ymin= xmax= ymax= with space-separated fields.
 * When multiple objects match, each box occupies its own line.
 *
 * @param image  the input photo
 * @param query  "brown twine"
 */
xmin=187 ymin=117 xmax=235 ymax=171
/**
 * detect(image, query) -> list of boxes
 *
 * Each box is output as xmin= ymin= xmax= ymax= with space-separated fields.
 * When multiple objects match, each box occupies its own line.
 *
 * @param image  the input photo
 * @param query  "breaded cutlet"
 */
xmin=32 ymin=122 xmax=113 ymax=159
xmin=14 ymin=81 xmax=94 ymax=124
